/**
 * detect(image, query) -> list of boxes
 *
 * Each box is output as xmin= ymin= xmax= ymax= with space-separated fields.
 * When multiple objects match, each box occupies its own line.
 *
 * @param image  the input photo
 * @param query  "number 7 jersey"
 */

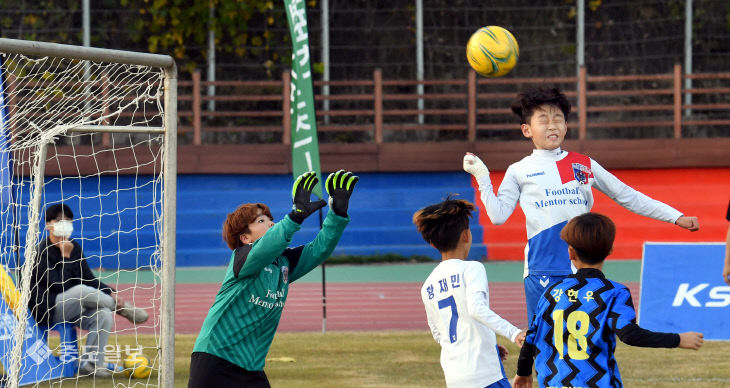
xmin=524 ymin=268 xmax=637 ymax=388
xmin=421 ymin=259 xmax=521 ymax=388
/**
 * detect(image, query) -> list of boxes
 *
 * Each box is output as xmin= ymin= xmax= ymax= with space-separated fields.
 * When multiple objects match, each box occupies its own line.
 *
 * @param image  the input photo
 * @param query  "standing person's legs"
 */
xmin=53 ymin=285 xmax=116 ymax=366
xmin=524 ymin=275 xmax=568 ymax=324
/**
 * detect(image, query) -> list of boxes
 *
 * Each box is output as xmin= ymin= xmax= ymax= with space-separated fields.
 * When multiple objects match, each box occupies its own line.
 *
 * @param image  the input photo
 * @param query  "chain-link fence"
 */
xmin=2 ymin=1 xmax=729 ymax=80
xmin=2 ymin=1 xmax=729 ymax=144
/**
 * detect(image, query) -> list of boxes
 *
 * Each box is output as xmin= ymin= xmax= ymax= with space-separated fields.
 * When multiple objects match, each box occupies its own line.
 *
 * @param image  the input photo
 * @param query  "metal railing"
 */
xmin=177 ymin=64 xmax=730 ymax=146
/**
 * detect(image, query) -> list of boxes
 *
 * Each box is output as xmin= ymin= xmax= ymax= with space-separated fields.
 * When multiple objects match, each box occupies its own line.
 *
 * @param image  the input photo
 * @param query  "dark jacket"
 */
xmin=28 ymin=237 xmax=114 ymax=327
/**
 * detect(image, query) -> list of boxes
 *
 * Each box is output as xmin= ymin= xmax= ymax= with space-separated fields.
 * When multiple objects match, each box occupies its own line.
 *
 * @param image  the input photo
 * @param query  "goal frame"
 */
xmin=0 ymin=38 xmax=177 ymax=388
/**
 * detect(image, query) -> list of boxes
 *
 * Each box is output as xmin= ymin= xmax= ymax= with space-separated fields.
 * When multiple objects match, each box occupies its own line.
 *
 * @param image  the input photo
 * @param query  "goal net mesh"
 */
xmin=0 ymin=49 xmax=168 ymax=387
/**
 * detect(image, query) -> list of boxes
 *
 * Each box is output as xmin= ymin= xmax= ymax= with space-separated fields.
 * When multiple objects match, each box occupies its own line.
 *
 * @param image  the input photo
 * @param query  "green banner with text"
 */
xmin=284 ymin=0 xmax=322 ymax=199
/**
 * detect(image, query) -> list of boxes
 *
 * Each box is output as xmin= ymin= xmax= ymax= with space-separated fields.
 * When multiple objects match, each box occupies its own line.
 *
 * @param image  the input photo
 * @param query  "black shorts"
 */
xmin=188 ymin=352 xmax=271 ymax=388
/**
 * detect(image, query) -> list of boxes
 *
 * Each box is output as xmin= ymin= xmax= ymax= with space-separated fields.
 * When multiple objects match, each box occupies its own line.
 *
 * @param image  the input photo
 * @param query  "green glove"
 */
xmin=326 ymin=169 xmax=359 ymax=217
xmin=289 ymin=171 xmax=327 ymax=224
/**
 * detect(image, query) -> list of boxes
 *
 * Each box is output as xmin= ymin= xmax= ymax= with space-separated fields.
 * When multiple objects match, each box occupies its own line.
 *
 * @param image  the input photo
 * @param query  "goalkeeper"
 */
xmin=188 ymin=169 xmax=358 ymax=388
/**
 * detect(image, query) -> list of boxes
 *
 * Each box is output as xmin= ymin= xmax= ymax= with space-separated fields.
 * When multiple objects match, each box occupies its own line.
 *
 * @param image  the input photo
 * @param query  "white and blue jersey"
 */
xmin=421 ymin=259 xmax=521 ymax=388
xmin=476 ymin=148 xmax=683 ymax=277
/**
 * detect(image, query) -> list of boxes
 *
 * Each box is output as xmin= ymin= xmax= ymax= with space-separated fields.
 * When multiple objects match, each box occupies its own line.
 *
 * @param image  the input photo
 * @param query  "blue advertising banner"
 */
xmin=0 ymin=299 xmax=73 ymax=384
xmin=639 ymin=242 xmax=728 ymax=340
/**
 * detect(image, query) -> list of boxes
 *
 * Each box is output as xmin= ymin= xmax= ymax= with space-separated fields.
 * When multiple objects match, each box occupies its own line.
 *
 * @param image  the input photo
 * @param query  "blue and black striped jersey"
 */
xmin=523 ymin=268 xmax=631 ymax=387
xmin=518 ymin=268 xmax=678 ymax=388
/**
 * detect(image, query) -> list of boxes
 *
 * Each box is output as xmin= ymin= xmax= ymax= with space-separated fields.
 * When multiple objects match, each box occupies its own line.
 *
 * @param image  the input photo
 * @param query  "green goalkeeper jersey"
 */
xmin=193 ymin=211 xmax=349 ymax=371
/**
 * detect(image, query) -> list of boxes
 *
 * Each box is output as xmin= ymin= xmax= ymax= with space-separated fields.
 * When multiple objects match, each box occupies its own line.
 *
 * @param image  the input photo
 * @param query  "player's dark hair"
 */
xmin=45 ymin=203 xmax=73 ymax=223
xmin=560 ymin=212 xmax=616 ymax=265
xmin=511 ymin=87 xmax=571 ymax=125
xmin=222 ymin=203 xmax=274 ymax=249
xmin=413 ymin=197 xmax=474 ymax=253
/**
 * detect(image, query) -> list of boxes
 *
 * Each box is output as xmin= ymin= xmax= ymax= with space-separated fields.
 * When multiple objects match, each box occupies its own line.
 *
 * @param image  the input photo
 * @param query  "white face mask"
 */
xmin=52 ymin=220 xmax=74 ymax=238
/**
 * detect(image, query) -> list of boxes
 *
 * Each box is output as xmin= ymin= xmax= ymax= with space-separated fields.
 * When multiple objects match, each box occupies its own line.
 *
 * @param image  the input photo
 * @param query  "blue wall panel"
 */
xmin=9 ymin=172 xmax=483 ymax=268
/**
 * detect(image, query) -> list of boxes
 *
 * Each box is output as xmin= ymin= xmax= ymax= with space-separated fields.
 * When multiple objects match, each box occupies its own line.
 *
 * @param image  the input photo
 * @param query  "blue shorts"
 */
xmin=481 ymin=345 xmax=510 ymax=388
xmin=524 ymin=274 xmax=569 ymax=324
xmin=485 ymin=377 xmax=511 ymax=388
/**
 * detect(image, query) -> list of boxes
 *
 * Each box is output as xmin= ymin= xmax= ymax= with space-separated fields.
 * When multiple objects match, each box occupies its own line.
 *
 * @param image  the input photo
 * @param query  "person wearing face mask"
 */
xmin=28 ymin=203 xmax=149 ymax=377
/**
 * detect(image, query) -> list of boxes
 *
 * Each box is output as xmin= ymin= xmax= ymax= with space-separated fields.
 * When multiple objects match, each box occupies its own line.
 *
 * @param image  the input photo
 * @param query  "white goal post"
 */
xmin=0 ymin=38 xmax=176 ymax=388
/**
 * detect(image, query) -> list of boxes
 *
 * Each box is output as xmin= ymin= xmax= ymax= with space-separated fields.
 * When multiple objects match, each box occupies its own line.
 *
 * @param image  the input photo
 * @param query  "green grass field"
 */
xmin=37 ymin=332 xmax=730 ymax=387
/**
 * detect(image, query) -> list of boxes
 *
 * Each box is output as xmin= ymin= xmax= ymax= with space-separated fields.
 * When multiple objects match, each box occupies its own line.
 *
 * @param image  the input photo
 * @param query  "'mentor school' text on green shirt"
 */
xmin=193 ymin=211 xmax=349 ymax=370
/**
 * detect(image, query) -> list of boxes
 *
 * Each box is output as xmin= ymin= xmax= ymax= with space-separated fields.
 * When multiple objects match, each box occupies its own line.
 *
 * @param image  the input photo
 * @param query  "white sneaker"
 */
xmin=117 ymin=301 xmax=149 ymax=324
xmin=78 ymin=361 xmax=112 ymax=378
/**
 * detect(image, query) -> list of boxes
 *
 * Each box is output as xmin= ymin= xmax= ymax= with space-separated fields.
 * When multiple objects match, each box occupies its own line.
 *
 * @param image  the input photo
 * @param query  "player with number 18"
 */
xmin=513 ymin=213 xmax=704 ymax=388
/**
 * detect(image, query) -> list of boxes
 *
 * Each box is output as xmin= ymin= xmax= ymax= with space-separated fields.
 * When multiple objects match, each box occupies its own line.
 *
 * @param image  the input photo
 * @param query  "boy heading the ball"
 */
xmin=512 ymin=212 xmax=703 ymax=388
xmin=463 ymin=87 xmax=699 ymax=322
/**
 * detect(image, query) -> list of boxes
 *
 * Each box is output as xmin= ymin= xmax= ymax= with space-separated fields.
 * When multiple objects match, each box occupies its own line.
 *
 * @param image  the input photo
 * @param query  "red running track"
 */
xmin=120 ymin=282 xmax=640 ymax=335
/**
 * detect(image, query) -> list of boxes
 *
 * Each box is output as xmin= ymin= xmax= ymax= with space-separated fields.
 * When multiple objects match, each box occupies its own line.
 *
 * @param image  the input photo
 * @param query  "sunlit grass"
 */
xmin=17 ymin=332 xmax=730 ymax=387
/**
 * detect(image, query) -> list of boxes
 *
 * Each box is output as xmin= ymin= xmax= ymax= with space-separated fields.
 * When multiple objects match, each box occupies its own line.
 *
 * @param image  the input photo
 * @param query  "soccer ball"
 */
xmin=123 ymin=353 xmax=152 ymax=379
xmin=465 ymin=26 xmax=519 ymax=77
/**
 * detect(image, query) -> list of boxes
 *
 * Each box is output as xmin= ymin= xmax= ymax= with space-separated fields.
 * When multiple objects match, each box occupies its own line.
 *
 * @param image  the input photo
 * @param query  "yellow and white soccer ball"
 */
xmin=124 ymin=353 xmax=152 ymax=379
xmin=466 ymin=26 xmax=519 ymax=77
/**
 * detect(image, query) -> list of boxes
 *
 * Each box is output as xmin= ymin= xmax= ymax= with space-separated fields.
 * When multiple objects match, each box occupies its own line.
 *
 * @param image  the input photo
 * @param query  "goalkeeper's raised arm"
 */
xmin=189 ymin=169 xmax=357 ymax=388
xmin=288 ymin=169 xmax=358 ymax=281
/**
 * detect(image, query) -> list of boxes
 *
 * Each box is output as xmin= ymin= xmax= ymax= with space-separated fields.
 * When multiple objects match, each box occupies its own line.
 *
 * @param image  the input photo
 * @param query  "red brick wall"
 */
xmin=474 ymin=167 xmax=730 ymax=260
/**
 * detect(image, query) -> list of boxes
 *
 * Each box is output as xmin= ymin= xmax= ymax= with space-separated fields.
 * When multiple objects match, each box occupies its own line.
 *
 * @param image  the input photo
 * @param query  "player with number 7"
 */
xmin=415 ymin=197 xmax=527 ymax=388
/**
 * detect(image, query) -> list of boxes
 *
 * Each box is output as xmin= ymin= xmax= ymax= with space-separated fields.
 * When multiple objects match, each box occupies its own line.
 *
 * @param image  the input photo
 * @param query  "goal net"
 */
xmin=0 ymin=39 xmax=176 ymax=387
